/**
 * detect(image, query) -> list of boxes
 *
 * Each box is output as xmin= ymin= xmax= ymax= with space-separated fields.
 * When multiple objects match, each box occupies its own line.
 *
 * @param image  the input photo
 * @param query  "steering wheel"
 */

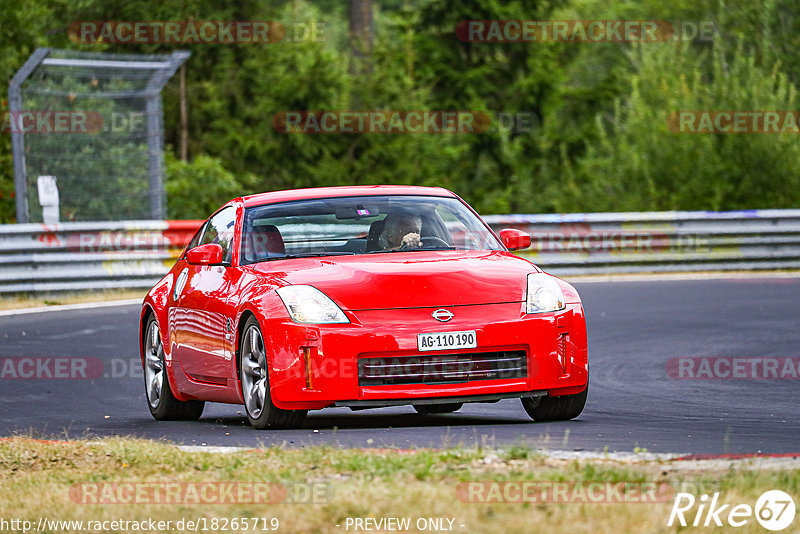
xmin=420 ymin=236 xmax=452 ymax=248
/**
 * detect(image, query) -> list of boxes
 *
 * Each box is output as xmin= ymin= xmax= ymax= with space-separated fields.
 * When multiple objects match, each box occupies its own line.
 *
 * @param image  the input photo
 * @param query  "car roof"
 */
xmin=241 ymin=185 xmax=456 ymax=207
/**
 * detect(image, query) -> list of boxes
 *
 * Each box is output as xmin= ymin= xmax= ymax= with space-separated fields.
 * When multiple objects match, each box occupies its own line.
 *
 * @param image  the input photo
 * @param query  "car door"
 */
xmin=173 ymin=206 xmax=238 ymax=384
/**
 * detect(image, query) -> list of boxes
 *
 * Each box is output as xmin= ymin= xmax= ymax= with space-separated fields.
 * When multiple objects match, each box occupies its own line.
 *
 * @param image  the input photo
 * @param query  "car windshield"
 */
xmin=240 ymin=195 xmax=503 ymax=264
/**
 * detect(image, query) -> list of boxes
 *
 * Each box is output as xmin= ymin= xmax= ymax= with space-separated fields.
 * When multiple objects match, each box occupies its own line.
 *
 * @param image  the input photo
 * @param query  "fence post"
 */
xmin=8 ymin=48 xmax=52 ymax=224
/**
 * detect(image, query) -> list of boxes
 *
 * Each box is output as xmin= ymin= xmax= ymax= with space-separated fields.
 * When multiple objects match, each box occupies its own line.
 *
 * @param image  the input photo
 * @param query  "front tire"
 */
xmin=413 ymin=403 xmax=463 ymax=414
xmin=521 ymin=386 xmax=587 ymax=422
xmin=143 ymin=316 xmax=204 ymax=421
xmin=239 ymin=316 xmax=307 ymax=430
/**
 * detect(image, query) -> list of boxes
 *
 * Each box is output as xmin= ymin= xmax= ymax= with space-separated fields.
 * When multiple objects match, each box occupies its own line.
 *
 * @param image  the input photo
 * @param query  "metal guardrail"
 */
xmin=483 ymin=209 xmax=800 ymax=275
xmin=0 ymin=220 xmax=201 ymax=293
xmin=1 ymin=209 xmax=799 ymax=293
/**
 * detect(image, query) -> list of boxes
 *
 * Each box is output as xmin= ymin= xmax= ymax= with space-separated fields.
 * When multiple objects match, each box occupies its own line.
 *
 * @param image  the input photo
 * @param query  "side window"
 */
xmin=200 ymin=207 xmax=237 ymax=263
xmin=185 ymin=223 xmax=207 ymax=253
xmin=436 ymin=206 xmax=473 ymax=248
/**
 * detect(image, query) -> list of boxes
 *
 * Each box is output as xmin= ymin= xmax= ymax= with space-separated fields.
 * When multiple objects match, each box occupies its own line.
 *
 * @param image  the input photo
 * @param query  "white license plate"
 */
xmin=417 ymin=330 xmax=477 ymax=352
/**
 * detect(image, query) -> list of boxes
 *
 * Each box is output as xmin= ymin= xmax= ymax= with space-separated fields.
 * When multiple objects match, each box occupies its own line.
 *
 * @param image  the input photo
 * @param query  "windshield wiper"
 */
xmin=366 ymin=246 xmax=457 ymax=254
xmin=365 ymin=248 xmax=407 ymax=254
xmin=260 ymin=251 xmax=356 ymax=261
xmin=405 ymin=246 xmax=457 ymax=251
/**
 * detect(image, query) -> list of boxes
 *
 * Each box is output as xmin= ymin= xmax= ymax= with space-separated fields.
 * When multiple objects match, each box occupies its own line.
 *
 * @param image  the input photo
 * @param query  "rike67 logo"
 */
xmin=668 ymin=490 xmax=796 ymax=531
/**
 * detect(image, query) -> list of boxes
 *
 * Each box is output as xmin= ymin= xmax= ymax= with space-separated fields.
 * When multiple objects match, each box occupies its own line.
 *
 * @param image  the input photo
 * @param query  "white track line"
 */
xmin=564 ymin=271 xmax=800 ymax=283
xmin=173 ymin=445 xmax=800 ymax=469
xmin=0 ymin=298 xmax=142 ymax=317
xmin=178 ymin=445 xmax=251 ymax=454
xmin=2 ymin=271 xmax=799 ymax=316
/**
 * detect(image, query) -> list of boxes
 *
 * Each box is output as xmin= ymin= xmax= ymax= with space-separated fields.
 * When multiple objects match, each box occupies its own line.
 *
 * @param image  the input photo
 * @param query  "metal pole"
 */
xmin=8 ymin=48 xmax=51 ymax=224
xmin=145 ymin=50 xmax=190 ymax=220
xmin=145 ymin=95 xmax=165 ymax=219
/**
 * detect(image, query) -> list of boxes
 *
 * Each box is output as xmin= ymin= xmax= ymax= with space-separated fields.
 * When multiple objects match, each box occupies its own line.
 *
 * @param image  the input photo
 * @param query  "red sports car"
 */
xmin=139 ymin=186 xmax=588 ymax=429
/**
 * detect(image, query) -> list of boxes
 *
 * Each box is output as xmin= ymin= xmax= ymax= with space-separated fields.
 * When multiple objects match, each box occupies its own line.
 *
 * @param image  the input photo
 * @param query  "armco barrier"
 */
xmin=1 ymin=209 xmax=799 ymax=293
xmin=0 ymin=220 xmax=201 ymax=293
xmin=483 ymin=209 xmax=800 ymax=275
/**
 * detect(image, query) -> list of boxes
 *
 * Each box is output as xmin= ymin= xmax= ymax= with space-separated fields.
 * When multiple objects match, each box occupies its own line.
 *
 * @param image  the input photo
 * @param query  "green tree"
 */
xmin=557 ymin=40 xmax=800 ymax=211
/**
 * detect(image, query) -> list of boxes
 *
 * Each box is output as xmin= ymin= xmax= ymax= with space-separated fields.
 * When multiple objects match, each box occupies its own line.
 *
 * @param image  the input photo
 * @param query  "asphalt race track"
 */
xmin=1 ymin=278 xmax=798 ymax=454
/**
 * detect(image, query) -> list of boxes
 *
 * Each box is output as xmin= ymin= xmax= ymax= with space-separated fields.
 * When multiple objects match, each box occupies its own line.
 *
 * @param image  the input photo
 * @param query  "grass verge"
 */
xmin=0 ymin=290 xmax=146 ymax=311
xmin=0 ymin=437 xmax=798 ymax=533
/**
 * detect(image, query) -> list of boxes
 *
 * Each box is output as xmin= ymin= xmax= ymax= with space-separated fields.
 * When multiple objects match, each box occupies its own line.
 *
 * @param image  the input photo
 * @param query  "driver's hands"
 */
xmin=400 ymin=232 xmax=422 ymax=249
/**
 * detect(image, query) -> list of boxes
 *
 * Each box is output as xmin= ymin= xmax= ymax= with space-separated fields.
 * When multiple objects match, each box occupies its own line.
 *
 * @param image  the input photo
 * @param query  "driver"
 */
xmin=378 ymin=213 xmax=422 ymax=250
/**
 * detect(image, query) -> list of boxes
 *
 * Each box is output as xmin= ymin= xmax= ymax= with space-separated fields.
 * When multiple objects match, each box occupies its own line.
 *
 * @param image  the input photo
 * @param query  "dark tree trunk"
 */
xmin=349 ymin=0 xmax=374 ymax=74
xmin=179 ymin=63 xmax=188 ymax=162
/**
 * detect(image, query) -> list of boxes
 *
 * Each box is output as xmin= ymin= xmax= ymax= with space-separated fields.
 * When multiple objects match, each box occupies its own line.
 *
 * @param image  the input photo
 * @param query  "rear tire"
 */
xmin=413 ymin=403 xmax=463 ymax=414
xmin=239 ymin=316 xmax=307 ymax=429
xmin=521 ymin=386 xmax=587 ymax=422
xmin=143 ymin=316 xmax=205 ymax=421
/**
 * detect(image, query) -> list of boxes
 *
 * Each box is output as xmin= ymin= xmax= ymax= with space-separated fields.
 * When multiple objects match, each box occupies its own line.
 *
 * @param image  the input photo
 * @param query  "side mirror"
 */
xmin=499 ymin=228 xmax=531 ymax=251
xmin=186 ymin=243 xmax=223 ymax=265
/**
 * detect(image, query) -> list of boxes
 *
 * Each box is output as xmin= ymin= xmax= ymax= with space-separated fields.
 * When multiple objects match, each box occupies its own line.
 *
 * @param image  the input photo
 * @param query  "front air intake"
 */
xmin=358 ymin=350 xmax=527 ymax=386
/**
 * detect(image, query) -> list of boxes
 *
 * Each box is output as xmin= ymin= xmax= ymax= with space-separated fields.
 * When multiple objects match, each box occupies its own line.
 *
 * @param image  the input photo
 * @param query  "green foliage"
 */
xmin=551 ymin=40 xmax=800 ymax=211
xmin=1 ymin=0 xmax=799 ymax=223
xmin=0 ymin=0 xmax=57 ymax=223
xmin=0 ymin=100 xmax=13 ymax=223
xmin=165 ymin=153 xmax=247 ymax=219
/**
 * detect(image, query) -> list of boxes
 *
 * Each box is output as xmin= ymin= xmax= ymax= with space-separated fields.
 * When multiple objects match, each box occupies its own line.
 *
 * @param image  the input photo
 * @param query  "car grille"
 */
xmin=357 ymin=350 xmax=527 ymax=386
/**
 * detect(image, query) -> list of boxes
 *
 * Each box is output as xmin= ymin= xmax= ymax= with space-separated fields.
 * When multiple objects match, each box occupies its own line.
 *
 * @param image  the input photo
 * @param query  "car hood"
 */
xmin=252 ymin=250 xmax=540 ymax=310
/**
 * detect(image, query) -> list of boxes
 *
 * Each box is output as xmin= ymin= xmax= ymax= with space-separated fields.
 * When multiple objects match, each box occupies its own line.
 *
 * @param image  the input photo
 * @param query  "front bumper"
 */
xmin=260 ymin=301 xmax=588 ymax=411
xmin=335 ymin=390 xmax=547 ymax=409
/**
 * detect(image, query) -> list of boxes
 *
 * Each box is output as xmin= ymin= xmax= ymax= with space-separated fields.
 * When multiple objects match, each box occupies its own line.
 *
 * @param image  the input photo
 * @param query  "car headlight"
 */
xmin=526 ymin=273 xmax=566 ymax=314
xmin=275 ymin=285 xmax=349 ymax=324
